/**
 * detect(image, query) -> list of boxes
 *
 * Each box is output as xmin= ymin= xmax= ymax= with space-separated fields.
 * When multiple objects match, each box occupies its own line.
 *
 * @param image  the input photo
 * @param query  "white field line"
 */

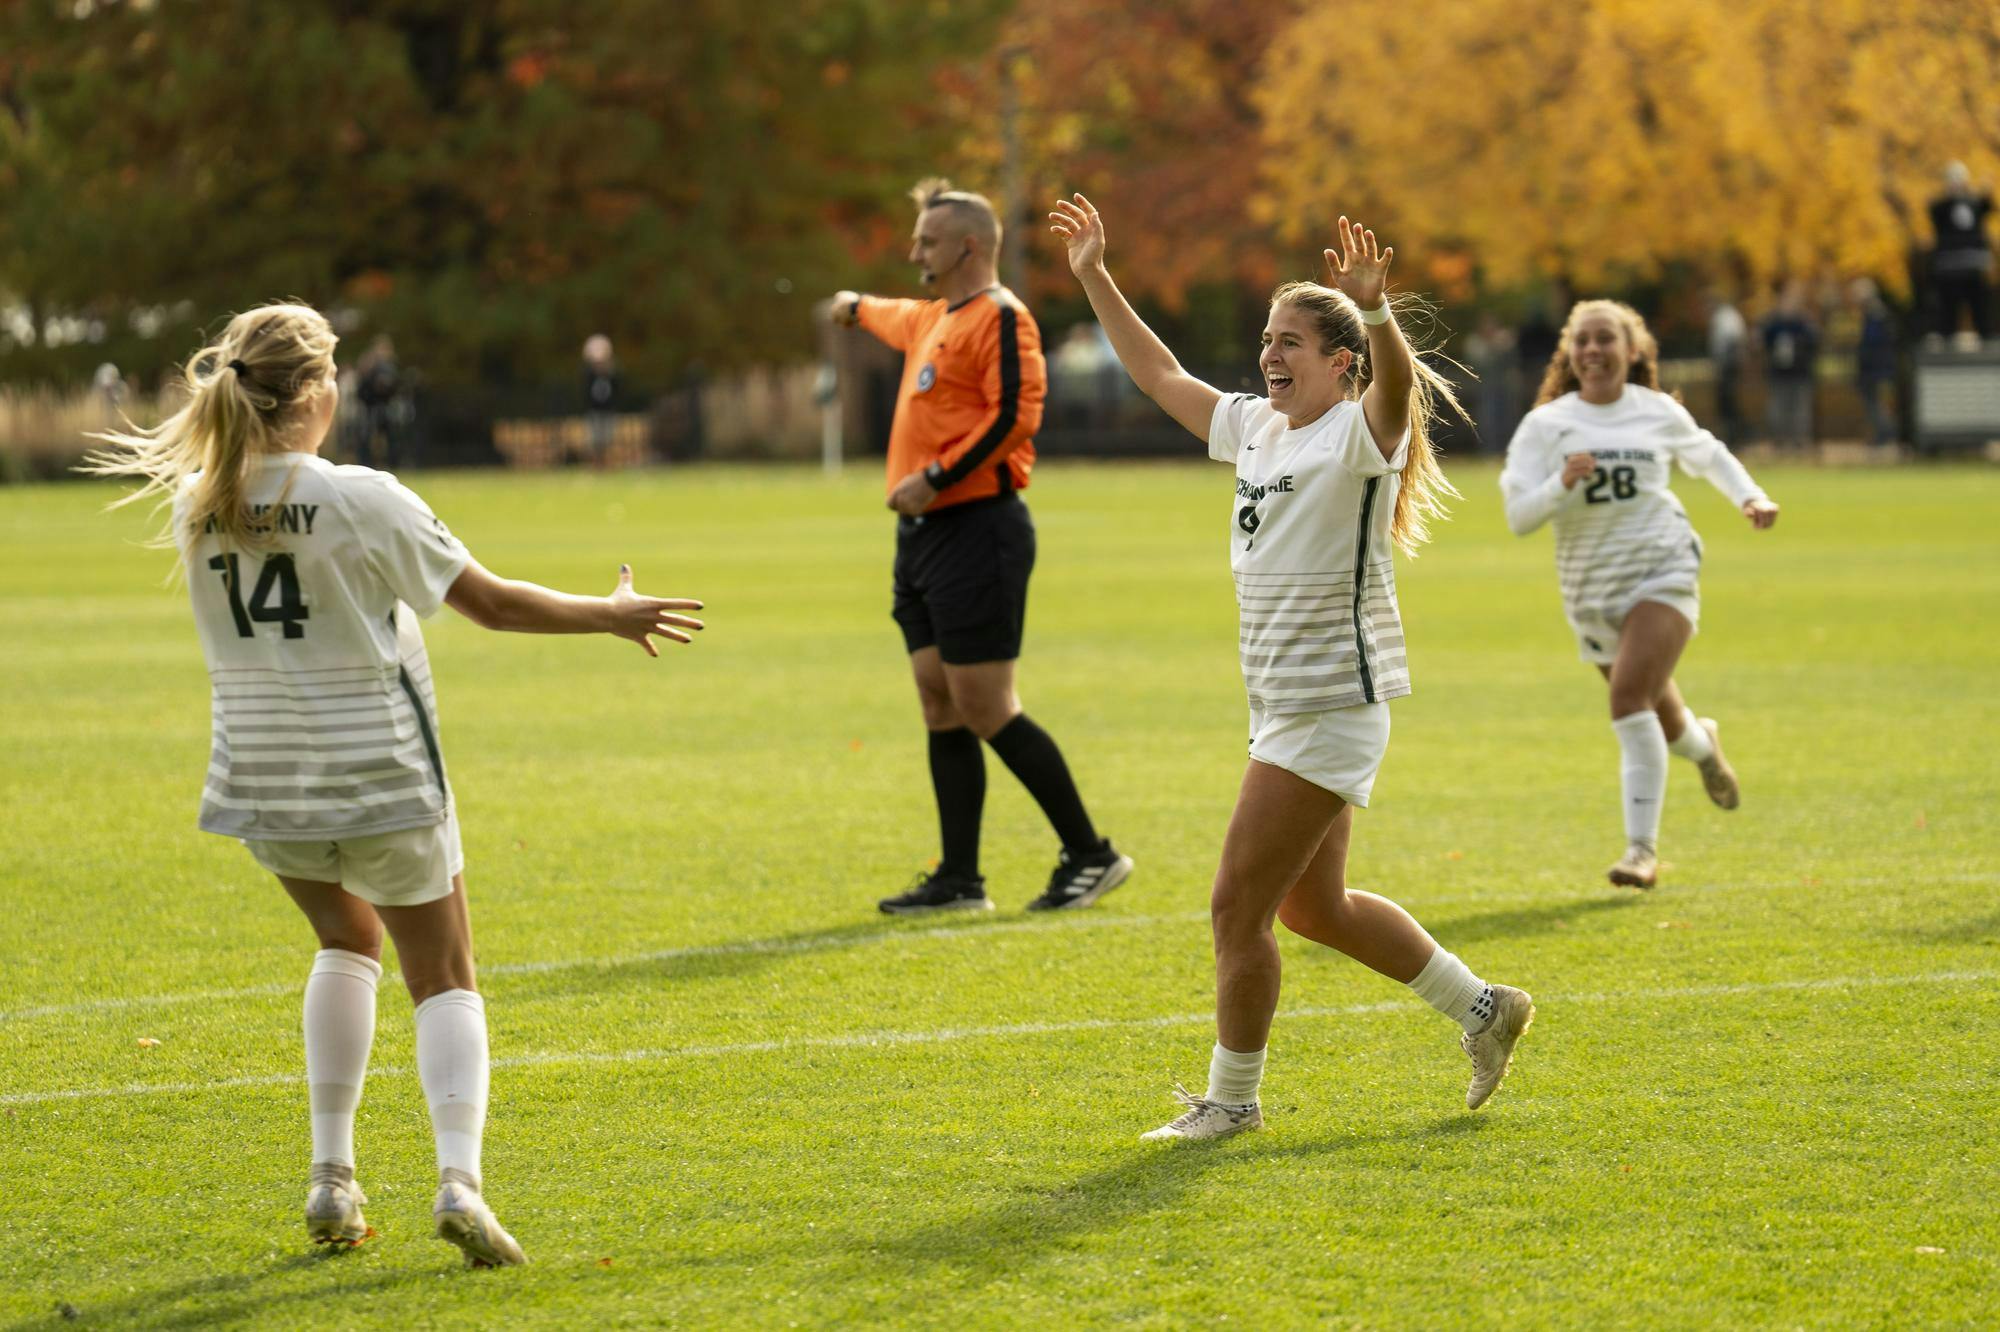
xmin=3 ymin=869 xmax=1995 ymax=1025
xmin=4 ymin=968 xmax=1994 ymax=1108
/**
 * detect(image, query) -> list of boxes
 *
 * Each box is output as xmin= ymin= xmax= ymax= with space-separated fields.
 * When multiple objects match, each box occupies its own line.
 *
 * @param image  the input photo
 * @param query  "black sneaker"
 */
xmin=1026 ymin=842 xmax=1133 ymax=911
xmin=878 ymin=869 xmax=994 ymax=916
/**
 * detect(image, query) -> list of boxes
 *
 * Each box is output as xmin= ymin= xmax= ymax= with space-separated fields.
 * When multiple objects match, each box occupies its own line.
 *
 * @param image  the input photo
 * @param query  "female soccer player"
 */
xmin=1049 ymin=195 xmax=1533 ymax=1139
xmin=84 ymin=304 xmax=705 ymax=1263
xmin=1501 ymin=300 xmax=1779 ymax=889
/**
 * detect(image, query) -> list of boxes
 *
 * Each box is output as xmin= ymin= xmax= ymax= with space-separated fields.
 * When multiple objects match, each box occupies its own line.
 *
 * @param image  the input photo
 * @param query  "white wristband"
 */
xmin=1358 ymin=301 xmax=1391 ymax=326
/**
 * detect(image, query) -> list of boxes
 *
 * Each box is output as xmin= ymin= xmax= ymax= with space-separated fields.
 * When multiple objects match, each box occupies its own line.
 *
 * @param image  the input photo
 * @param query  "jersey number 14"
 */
xmin=208 ymin=554 xmax=310 ymax=639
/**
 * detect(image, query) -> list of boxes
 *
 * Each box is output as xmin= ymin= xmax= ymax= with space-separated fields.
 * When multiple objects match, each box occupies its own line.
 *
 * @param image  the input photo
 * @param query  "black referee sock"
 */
xmin=987 ymin=713 xmax=1101 ymax=854
xmin=928 ymin=726 xmax=986 ymax=880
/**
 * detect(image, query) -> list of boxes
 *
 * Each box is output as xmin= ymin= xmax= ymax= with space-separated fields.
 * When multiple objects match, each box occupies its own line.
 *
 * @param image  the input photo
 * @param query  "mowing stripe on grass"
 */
xmin=5 ymin=967 xmax=1994 ymax=1107
xmin=4 ymin=869 xmax=1994 ymax=1024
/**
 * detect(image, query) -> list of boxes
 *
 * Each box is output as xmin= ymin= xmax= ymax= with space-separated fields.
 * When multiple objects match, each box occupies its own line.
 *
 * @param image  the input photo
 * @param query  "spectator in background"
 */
xmin=1463 ymin=313 xmax=1517 ymax=450
xmin=582 ymin=334 xmax=619 ymax=466
xmin=1706 ymin=290 xmax=1748 ymax=445
xmin=93 ymin=362 xmax=129 ymax=415
xmin=356 ymin=336 xmax=405 ymax=469
xmin=1928 ymin=161 xmax=1994 ymax=343
xmin=1049 ymin=321 xmax=1122 ymax=429
xmin=1851 ymin=278 xmax=1898 ymax=446
xmin=1761 ymin=284 xmax=1818 ymax=451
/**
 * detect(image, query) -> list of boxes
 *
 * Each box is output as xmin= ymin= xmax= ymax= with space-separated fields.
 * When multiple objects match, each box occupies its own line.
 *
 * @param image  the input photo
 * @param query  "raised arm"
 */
xmin=1049 ymin=194 xmax=1221 ymax=441
xmin=1325 ymin=217 xmax=1411 ymax=459
xmin=446 ymin=561 xmax=705 ymax=658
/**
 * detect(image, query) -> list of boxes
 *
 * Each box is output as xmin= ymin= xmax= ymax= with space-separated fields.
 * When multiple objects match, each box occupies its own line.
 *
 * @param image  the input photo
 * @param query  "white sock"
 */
xmin=303 ymin=949 xmax=381 ymax=1168
xmin=1612 ymin=710 xmax=1669 ymax=851
xmin=1409 ymin=947 xmax=1497 ymax=1034
xmin=1666 ymin=707 xmax=1713 ymax=763
xmin=1205 ymin=1042 xmax=1266 ymax=1105
xmin=414 ymin=988 xmax=489 ymax=1185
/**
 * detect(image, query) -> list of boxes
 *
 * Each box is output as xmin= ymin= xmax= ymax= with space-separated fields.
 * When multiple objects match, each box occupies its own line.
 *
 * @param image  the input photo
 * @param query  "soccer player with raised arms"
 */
xmin=84 ymin=303 xmax=706 ymax=1264
xmin=1501 ymin=300 xmax=1779 ymax=889
xmin=1049 ymin=195 xmax=1533 ymax=1139
xmin=830 ymin=179 xmax=1131 ymax=915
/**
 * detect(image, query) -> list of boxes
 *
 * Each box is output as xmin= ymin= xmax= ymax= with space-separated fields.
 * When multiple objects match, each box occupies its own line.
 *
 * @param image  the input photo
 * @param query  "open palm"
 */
xmin=1049 ymin=194 xmax=1106 ymax=276
xmin=1324 ymin=215 xmax=1392 ymax=310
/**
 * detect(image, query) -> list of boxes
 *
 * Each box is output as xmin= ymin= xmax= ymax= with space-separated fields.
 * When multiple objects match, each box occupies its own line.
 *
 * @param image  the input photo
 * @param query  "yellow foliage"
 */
xmin=1256 ymin=0 xmax=2000 ymax=292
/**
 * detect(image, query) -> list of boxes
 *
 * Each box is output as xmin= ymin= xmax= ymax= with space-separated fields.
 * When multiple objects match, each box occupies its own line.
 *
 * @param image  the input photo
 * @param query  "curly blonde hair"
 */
xmin=1533 ymin=299 xmax=1660 ymax=407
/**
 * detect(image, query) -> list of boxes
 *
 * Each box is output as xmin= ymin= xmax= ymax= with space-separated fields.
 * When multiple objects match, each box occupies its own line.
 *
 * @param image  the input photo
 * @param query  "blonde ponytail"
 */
xmin=1268 ymin=283 xmax=1466 ymax=557
xmin=80 ymin=303 xmax=338 ymax=557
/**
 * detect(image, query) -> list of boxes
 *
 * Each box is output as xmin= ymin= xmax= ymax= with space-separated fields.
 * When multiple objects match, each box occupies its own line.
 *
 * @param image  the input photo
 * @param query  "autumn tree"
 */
xmin=1254 ymin=0 xmax=2000 ymax=295
xmin=0 ymin=0 xmax=1006 ymax=389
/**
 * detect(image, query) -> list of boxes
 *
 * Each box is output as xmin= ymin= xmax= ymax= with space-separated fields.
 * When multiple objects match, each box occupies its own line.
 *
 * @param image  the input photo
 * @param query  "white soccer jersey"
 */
xmin=1499 ymin=387 xmax=1766 ymax=620
xmin=171 ymin=453 xmax=471 ymax=840
xmin=1209 ymin=394 xmax=1412 ymax=713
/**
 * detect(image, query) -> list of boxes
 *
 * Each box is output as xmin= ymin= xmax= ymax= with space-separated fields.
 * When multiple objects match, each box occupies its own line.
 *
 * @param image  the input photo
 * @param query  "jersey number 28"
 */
xmin=208 ymin=554 xmax=310 ymax=639
xmin=1583 ymin=465 xmax=1638 ymax=503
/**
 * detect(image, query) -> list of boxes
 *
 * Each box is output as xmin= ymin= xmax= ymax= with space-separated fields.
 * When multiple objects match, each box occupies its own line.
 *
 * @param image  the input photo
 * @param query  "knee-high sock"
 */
xmin=1613 ymin=710 xmax=1670 ymax=850
xmin=1666 ymin=706 xmax=1714 ymax=763
xmin=304 ymin=948 xmax=381 ymax=1168
xmin=1408 ymin=946 xmax=1497 ymax=1034
xmin=1206 ymin=1042 xmax=1266 ymax=1104
xmin=414 ymin=989 xmax=489 ymax=1184
xmin=928 ymin=726 xmax=986 ymax=879
xmin=986 ymin=714 xmax=1101 ymax=853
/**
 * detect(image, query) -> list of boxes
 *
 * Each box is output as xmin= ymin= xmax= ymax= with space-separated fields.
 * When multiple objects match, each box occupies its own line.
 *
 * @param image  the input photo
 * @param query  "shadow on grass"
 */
xmin=1901 ymin=909 xmax=2000 ymax=944
xmin=851 ymin=1113 xmax=1489 ymax=1282
xmin=1422 ymin=893 xmax=1645 ymax=947
xmin=490 ymin=909 xmax=1106 ymax=1001
xmin=8 ymin=1247 xmax=470 ymax=1332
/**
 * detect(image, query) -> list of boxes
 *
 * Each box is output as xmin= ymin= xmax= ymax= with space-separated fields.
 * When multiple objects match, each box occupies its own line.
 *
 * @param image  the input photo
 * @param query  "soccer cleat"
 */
xmin=1462 ymin=984 xmax=1535 ymax=1110
xmin=1026 ymin=842 xmax=1134 ymax=911
xmin=877 ymin=869 xmax=993 ymax=915
xmin=434 ymin=1167 xmax=527 ymax=1268
xmin=1694 ymin=717 xmax=1740 ymax=810
xmin=1139 ymin=1083 xmax=1263 ymax=1141
xmin=305 ymin=1161 xmax=372 ymax=1248
xmin=1607 ymin=843 xmax=1659 ymax=889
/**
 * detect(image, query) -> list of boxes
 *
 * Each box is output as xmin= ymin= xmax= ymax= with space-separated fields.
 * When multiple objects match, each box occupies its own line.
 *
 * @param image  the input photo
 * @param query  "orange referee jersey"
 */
xmin=857 ymin=285 xmax=1045 ymax=510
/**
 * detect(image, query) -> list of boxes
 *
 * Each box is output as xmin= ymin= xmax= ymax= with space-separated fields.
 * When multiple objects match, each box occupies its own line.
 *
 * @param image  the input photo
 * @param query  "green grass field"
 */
xmin=2 ymin=458 xmax=1996 ymax=1329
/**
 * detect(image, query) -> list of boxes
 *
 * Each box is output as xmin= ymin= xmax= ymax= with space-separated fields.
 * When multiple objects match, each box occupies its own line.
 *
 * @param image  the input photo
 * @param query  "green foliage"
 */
xmin=0 ymin=0 xmax=1008 ymax=388
xmin=1 ymin=461 xmax=1996 ymax=1326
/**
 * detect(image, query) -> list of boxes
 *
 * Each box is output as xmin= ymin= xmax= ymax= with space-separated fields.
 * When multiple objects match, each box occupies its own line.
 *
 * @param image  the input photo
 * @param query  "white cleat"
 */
xmin=1462 ymin=985 xmax=1535 ymax=1110
xmin=1694 ymin=718 xmax=1740 ymax=810
xmin=1139 ymin=1083 xmax=1263 ymax=1141
xmin=305 ymin=1162 xmax=372 ymax=1248
xmin=434 ymin=1167 xmax=527 ymax=1268
xmin=1607 ymin=843 xmax=1659 ymax=889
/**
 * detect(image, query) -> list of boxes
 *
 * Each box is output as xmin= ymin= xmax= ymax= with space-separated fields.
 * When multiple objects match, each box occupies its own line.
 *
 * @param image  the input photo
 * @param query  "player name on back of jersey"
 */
xmin=201 ymin=503 xmax=321 ymax=536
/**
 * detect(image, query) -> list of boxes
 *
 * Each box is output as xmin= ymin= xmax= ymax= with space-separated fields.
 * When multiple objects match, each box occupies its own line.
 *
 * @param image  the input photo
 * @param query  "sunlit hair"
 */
xmin=1533 ymin=299 xmax=1660 ymax=407
xmin=1268 ymin=280 xmax=1465 ymax=557
xmin=79 ymin=303 xmax=338 ymax=559
xmin=909 ymin=175 xmax=1002 ymax=253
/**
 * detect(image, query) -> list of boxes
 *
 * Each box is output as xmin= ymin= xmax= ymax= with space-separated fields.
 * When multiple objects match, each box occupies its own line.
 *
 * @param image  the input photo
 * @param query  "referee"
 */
xmin=832 ymin=177 xmax=1131 ymax=914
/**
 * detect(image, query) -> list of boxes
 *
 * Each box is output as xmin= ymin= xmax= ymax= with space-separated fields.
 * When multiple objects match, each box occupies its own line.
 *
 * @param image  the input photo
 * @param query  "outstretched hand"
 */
xmin=1048 ymin=194 xmax=1106 ymax=277
xmin=1743 ymin=498 xmax=1780 ymax=530
xmin=1324 ymin=216 xmax=1393 ymax=311
xmin=608 ymin=563 xmax=705 ymax=657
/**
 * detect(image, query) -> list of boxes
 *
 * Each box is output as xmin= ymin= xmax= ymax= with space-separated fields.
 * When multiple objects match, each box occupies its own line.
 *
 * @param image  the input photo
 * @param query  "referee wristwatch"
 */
xmin=922 ymin=462 xmax=948 ymax=491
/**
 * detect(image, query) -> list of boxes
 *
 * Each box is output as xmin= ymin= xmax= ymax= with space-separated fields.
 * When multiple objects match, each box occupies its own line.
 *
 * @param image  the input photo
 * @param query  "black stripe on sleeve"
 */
xmin=1351 ymin=476 xmax=1380 ymax=704
xmin=932 ymin=303 xmax=1020 ymax=490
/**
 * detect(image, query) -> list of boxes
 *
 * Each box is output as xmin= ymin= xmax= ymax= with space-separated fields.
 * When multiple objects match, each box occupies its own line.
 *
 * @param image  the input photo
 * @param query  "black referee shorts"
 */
xmin=891 ymin=493 xmax=1036 ymax=665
